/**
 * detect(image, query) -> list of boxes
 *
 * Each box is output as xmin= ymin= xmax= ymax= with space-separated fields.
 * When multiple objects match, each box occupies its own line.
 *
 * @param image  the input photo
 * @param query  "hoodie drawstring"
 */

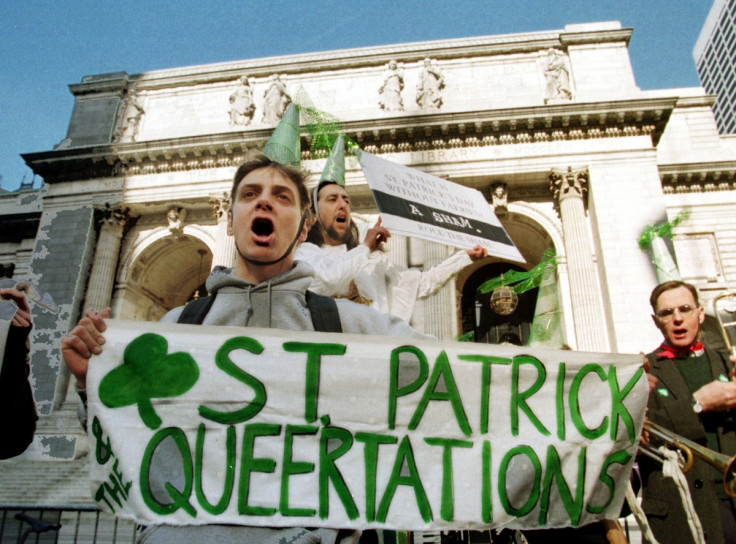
xmin=244 ymin=285 xmax=254 ymax=326
xmin=266 ymin=280 xmax=273 ymax=327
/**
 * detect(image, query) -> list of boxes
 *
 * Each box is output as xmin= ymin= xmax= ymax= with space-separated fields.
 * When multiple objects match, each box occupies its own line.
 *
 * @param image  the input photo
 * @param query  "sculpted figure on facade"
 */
xmin=167 ymin=207 xmax=186 ymax=238
xmin=491 ymin=182 xmax=508 ymax=212
xmin=378 ymin=60 xmax=405 ymax=111
xmin=262 ymin=74 xmax=291 ymax=125
xmin=113 ymin=90 xmax=145 ymax=142
xmin=228 ymin=76 xmax=256 ymax=126
xmin=543 ymin=48 xmax=572 ymax=103
xmin=416 ymin=58 xmax=445 ymax=109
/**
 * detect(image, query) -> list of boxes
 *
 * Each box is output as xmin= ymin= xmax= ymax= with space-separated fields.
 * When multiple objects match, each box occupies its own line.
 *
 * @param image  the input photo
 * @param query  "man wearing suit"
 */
xmin=641 ymin=280 xmax=736 ymax=544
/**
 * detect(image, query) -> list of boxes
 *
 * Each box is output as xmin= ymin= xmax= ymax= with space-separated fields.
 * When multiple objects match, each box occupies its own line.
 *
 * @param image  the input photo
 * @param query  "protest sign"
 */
xmin=88 ymin=320 xmax=646 ymax=532
xmin=357 ymin=150 xmax=525 ymax=263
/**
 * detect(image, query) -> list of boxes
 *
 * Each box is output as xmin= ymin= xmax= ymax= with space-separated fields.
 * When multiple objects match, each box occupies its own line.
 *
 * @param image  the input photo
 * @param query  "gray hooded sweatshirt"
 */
xmin=138 ymin=262 xmax=430 ymax=544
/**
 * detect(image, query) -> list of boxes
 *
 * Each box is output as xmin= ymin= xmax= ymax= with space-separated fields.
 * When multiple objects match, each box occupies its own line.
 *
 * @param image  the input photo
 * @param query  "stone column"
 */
xmin=84 ymin=205 xmax=127 ymax=312
xmin=421 ymin=241 xmax=455 ymax=340
xmin=210 ymin=192 xmax=235 ymax=268
xmin=388 ymin=233 xmax=408 ymax=267
xmin=549 ymin=167 xmax=607 ymax=352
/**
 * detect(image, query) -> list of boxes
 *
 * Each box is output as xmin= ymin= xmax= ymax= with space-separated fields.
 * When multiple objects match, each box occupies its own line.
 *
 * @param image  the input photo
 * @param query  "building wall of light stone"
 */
xmin=1 ymin=23 xmax=735 ymax=520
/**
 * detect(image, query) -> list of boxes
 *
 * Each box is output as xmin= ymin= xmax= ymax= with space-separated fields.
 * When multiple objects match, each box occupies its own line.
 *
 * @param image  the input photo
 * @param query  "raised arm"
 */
xmin=61 ymin=308 xmax=110 ymax=390
xmin=0 ymin=288 xmax=37 ymax=459
xmin=415 ymin=245 xmax=487 ymax=299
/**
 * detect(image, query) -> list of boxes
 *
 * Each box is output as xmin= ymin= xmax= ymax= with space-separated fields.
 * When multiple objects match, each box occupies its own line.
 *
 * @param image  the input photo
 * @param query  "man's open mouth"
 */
xmin=252 ymin=217 xmax=274 ymax=245
xmin=336 ymin=217 xmax=346 ymax=224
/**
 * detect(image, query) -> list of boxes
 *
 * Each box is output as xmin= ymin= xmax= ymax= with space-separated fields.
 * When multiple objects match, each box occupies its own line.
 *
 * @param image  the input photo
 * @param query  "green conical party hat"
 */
xmin=262 ymin=103 xmax=301 ymax=168
xmin=319 ymin=135 xmax=346 ymax=185
xmin=528 ymin=255 xmax=564 ymax=349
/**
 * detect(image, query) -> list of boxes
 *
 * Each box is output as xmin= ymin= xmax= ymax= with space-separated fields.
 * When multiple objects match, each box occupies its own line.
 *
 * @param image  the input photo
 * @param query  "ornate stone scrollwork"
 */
xmin=99 ymin=203 xmax=129 ymax=228
xmin=209 ymin=192 xmax=231 ymax=221
xmin=549 ymin=166 xmax=589 ymax=215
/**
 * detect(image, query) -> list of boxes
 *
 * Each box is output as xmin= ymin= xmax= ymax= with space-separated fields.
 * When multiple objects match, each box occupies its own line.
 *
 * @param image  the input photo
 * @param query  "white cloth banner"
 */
xmin=357 ymin=150 xmax=525 ymax=263
xmin=88 ymin=320 xmax=646 ymax=532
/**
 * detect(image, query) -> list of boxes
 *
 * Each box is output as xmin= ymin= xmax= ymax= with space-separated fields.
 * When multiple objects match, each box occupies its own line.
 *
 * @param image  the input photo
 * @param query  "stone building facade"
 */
xmin=2 ymin=20 xmax=736 ymax=541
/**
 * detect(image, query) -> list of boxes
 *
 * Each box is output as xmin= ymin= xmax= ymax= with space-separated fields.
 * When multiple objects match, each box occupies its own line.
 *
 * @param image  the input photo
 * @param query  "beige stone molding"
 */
xmin=659 ymin=163 xmax=736 ymax=194
xmin=24 ymin=97 xmax=675 ymax=184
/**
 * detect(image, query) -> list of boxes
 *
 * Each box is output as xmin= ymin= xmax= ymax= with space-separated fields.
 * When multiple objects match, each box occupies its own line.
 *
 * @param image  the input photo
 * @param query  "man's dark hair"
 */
xmin=306 ymin=181 xmax=360 ymax=249
xmin=231 ymin=154 xmax=309 ymax=213
xmin=649 ymin=280 xmax=700 ymax=311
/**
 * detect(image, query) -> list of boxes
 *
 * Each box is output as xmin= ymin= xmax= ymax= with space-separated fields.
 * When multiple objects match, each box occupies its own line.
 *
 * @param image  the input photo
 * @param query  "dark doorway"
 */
xmin=461 ymin=262 xmax=538 ymax=345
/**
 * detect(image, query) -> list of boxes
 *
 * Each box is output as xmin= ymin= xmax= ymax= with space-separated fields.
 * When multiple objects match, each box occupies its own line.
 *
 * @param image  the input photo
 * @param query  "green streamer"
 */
xmin=638 ymin=209 xmax=690 ymax=250
xmin=477 ymin=248 xmax=556 ymax=295
xmin=293 ymin=87 xmax=359 ymax=158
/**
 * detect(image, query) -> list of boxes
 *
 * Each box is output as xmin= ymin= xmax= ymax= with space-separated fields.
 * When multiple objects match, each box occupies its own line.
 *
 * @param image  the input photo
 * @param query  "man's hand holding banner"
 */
xmin=87 ymin=320 xmax=647 ymax=532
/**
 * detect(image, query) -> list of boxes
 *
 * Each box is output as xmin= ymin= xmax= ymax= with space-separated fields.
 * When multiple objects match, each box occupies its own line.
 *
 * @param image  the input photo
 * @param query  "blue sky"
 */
xmin=0 ymin=1 xmax=713 ymax=191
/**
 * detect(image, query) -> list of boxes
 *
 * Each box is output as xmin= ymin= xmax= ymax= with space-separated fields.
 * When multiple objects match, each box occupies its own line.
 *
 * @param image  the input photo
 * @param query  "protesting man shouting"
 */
xmin=295 ymin=136 xmax=487 ymax=323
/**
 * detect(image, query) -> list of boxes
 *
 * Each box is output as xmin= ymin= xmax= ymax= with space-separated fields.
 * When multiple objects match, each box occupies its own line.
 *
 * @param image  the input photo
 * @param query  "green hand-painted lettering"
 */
xmin=199 ymin=336 xmax=266 ymax=425
xmin=539 ymin=445 xmax=585 ymax=526
xmin=424 ymin=437 xmax=473 ymax=521
xmin=410 ymin=351 xmax=471 ymax=436
xmin=320 ymin=425 xmax=359 ymax=520
xmin=609 ymin=366 xmax=644 ymax=443
xmin=511 ymin=355 xmax=549 ymax=437
xmin=281 ymin=424 xmax=318 ymax=517
xmin=570 ymin=364 xmax=608 ymax=440
xmin=283 ymin=342 xmax=346 ymax=423
xmin=389 ymin=345 xmax=429 ymax=430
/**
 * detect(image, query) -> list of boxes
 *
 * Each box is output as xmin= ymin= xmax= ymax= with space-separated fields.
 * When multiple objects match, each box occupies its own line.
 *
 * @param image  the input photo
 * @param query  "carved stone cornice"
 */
xmin=345 ymin=97 xmax=674 ymax=152
xmin=659 ymin=162 xmax=736 ymax=194
xmin=23 ymin=97 xmax=675 ymax=184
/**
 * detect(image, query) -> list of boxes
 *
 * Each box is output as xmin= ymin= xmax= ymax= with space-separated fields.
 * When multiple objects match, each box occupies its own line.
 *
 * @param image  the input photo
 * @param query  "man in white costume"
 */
xmin=295 ymin=136 xmax=487 ymax=323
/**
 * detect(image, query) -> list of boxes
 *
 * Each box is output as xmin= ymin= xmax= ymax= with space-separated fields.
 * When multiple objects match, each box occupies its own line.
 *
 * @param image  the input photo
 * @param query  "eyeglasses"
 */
xmin=655 ymin=304 xmax=696 ymax=322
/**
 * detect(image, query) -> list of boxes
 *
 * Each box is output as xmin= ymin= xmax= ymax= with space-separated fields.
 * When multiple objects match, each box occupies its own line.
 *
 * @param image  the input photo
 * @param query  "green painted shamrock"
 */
xmin=99 ymin=333 xmax=199 ymax=429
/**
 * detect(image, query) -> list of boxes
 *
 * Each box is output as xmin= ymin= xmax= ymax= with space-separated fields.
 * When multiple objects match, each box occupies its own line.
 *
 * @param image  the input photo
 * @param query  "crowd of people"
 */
xmin=3 ymin=106 xmax=734 ymax=544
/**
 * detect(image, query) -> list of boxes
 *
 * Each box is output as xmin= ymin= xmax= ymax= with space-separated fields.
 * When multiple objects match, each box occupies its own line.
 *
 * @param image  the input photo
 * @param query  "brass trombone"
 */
xmin=639 ymin=419 xmax=736 ymax=498
xmin=713 ymin=291 xmax=736 ymax=357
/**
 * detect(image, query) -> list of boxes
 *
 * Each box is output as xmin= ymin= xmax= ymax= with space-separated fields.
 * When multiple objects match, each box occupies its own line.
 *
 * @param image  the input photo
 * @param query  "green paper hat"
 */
xmin=262 ymin=103 xmax=301 ymax=168
xmin=319 ymin=135 xmax=346 ymax=185
xmin=312 ymin=135 xmax=346 ymax=214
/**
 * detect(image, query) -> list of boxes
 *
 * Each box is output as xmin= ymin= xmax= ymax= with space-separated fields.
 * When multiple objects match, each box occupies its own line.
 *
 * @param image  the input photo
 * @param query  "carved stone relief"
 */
xmin=491 ymin=182 xmax=508 ymax=213
xmin=113 ymin=90 xmax=145 ymax=143
xmin=262 ymin=74 xmax=291 ymax=124
xmin=543 ymin=49 xmax=573 ymax=104
xmin=416 ymin=58 xmax=445 ymax=110
xmin=167 ymin=207 xmax=187 ymax=237
xmin=228 ymin=75 xmax=256 ymax=126
xmin=378 ymin=60 xmax=404 ymax=111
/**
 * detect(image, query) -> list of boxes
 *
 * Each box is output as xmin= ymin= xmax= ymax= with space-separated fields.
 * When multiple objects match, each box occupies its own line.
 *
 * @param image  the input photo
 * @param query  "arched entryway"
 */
xmin=115 ymin=233 xmax=213 ymax=321
xmin=456 ymin=206 xmax=563 ymax=346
